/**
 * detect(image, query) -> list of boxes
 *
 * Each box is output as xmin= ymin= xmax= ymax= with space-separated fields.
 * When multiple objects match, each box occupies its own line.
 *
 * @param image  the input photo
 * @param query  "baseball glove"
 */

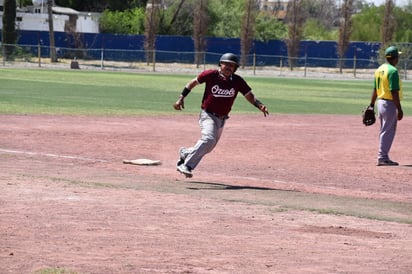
xmin=362 ymin=106 xmax=376 ymax=126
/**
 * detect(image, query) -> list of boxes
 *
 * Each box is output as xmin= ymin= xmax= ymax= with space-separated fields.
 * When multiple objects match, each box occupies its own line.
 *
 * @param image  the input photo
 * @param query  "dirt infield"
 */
xmin=1 ymin=114 xmax=412 ymax=273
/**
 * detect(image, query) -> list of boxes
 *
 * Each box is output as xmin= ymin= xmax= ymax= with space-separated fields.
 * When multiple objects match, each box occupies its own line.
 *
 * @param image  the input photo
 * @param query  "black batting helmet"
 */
xmin=219 ymin=53 xmax=239 ymax=67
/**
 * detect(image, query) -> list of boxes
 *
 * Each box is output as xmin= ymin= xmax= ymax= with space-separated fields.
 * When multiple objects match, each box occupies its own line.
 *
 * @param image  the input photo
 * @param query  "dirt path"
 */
xmin=1 ymin=114 xmax=412 ymax=273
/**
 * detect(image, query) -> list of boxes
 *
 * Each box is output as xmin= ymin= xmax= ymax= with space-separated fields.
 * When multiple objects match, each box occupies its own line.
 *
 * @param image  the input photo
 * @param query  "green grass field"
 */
xmin=0 ymin=68 xmax=410 ymax=115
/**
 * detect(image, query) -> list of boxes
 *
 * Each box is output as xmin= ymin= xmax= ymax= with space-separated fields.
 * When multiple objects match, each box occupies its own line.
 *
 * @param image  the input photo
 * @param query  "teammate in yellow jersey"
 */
xmin=368 ymin=46 xmax=403 ymax=166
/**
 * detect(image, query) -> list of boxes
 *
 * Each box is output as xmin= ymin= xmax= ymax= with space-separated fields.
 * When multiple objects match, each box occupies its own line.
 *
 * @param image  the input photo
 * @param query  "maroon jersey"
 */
xmin=197 ymin=69 xmax=252 ymax=116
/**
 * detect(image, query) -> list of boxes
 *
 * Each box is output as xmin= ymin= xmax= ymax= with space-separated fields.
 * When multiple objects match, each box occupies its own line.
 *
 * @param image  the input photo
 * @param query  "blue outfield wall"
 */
xmin=11 ymin=30 xmax=381 ymax=68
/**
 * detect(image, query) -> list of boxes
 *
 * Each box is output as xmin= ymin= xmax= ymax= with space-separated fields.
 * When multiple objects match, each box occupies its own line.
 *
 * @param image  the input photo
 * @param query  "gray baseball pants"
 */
xmin=180 ymin=109 xmax=227 ymax=170
xmin=377 ymin=99 xmax=398 ymax=161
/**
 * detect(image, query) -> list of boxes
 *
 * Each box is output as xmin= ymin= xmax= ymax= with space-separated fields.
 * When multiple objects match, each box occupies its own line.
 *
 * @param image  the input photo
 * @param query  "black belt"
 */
xmin=204 ymin=110 xmax=228 ymax=120
xmin=379 ymin=98 xmax=392 ymax=101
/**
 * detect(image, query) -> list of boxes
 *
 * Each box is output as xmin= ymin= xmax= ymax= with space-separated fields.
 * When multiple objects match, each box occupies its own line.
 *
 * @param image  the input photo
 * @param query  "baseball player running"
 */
xmin=173 ymin=53 xmax=269 ymax=178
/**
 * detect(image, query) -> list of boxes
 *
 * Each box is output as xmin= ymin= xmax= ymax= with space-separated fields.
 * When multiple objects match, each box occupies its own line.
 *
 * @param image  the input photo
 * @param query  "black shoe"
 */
xmin=377 ymin=159 xmax=399 ymax=166
xmin=176 ymin=159 xmax=184 ymax=167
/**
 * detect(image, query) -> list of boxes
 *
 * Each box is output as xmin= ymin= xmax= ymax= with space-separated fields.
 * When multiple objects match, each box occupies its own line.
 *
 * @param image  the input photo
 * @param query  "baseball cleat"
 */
xmin=177 ymin=164 xmax=193 ymax=178
xmin=377 ymin=159 xmax=399 ymax=166
xmin=176 ymin=159 xmax=184 ymax=167
xmin=176 ymin=147 xmax=186 ymax=167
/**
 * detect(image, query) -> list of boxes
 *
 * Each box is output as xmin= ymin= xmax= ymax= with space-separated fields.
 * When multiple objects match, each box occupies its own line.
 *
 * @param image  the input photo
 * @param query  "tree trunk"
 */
xmin=193 ymin=0 xmax=208 ymax=68
xmin=144 ymin=0 xmax=160 ymax=64
xmin=2 ymin=0 xmax=17 ymax=61
xmin=240 ymin=0 xmax=258 ymax=68
xmin=285 ymin=0 xmax=305 ymax=71
xmin=337 ymin=0 xmax=353 ymax=73
xmin=381 ymin=0 xmax=396 ymax=51
xmin=47 ymin=0 xmax=58 ymax=62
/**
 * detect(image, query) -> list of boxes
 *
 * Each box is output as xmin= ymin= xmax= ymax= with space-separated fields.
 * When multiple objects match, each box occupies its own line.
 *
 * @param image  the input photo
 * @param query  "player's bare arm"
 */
xmin=173 ymin=78 xmax=199 ymax=111
xmin=245 ymin=91 xmax=269 ymax=117
xmin=392 ymin=90 xmax=403 ymax=121
xmin=369 ymin=88 xmax=378 ymax=107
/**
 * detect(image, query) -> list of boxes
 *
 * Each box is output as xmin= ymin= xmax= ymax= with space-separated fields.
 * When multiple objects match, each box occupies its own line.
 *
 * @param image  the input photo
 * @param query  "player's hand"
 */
xmin=398 ymin=109 xmax=403 ymax=121
xmin=173 ymin=97 xmax=184 ymax=110
xmin=259 ymin=104 xmax=269 ymax=117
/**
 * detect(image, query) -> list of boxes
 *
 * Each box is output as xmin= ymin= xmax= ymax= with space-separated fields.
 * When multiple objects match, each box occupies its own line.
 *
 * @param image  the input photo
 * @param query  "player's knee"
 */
xmin=201 ymin=136 xmax=217 ymax=149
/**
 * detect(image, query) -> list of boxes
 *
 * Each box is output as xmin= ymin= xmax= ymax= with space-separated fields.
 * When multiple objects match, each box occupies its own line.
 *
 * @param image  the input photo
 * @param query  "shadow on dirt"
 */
xmin=186 ymin=181 xmax=297 ymax=192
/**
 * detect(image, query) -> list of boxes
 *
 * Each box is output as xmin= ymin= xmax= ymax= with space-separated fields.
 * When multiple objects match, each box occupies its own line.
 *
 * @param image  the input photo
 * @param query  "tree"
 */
xmin=351 ymin=2 xmax=412 ymax=43
xmin=337 ymin=0 xmax=354 ymax=73
xmin=303 ymin=18 xmax=337 ymax=40
xmin=208 ymin=0 xmax=243 ymax=38
xmin=163 ymin=0 xmax=187 ymax=34
xmin=2 ymin=0 xmax=17 ymax=61
xmin=254 ymin=14 xmax=287 ymax=42
xmin=144 ymin=0 xmax=161 ymax=64
xmin=55 ymin=0 xmax=148 ymax=12
xmin=381 ymin=0 xmax=396 ymax=50
xmin=105 ymin=0 xmax=148 ymax=11
xmin=285 ymin=0 xmax=306 ymax=70
xmin=99 ymin=8 xmax=145 ymax=34
xmin=193 ymin=0 xmax=208 ymax=67
xmin=47 ymin=0 xmax=58 ymax=62
xmin=18 ymin=0 xmax=33 ymax=8
xmin=305 ymin=0 xmax=338 ymax=28
xmin=393 ymin=6 xmax=412 ymax=42
xmin=300 ymin=0 xmax=339 ymax=41
xmin=240 ymin=0 xmax=258 ymax=68
xmin=351 ymin=5 xmax=382 ymax=41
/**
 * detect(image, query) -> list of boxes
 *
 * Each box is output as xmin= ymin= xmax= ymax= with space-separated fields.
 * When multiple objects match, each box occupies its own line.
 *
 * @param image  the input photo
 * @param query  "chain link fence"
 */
xmin=2 ymin=43 xmax=411 ymax=80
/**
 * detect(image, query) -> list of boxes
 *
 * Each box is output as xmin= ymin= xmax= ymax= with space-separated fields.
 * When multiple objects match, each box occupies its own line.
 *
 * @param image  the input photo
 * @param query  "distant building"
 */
xmin=259 ymin=0 xmax=288 ymax=21
xmin=0 ymin=0 xmax=100 ymax=33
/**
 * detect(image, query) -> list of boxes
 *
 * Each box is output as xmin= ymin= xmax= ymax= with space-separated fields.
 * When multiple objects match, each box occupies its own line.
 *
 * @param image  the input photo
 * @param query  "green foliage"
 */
xmin=208 ymin=0 xmax=244 ymax=38
xmin=303 ymin=18 xmax=338 ymax=41
xmin=254 ymin=14 xmax=287 ymax=42
xmin=159 ymin=0 xmax=194 ymax=35
xmin=30 ymin=0 xmax=412 ymax=43
xmin=19 ymin=0 xmax=33 ymax=7
xmin=55 ymin=0 xmax=147 ymax=12
xmin=350 ymin=3 xmax=412 ymax=43
xmin=351 ymin=5 xmax=382 ymax=41
xmin=393 ymin=6 xmax=412 ymax=42
xmin=162 ymin=0 xmax=287 ymax=39
xmin=106 ymin=0 xmax=148 ymax=11
xmin=99 ymin=8 xmax=146 ymax=34
xmin=405 ymin=1 xmax=412 ymax=12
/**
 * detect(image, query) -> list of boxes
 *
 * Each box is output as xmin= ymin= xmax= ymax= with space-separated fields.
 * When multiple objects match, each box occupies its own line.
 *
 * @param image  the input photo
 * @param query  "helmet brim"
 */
xmin=220 ymin=60 xmax=239 ymax=67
